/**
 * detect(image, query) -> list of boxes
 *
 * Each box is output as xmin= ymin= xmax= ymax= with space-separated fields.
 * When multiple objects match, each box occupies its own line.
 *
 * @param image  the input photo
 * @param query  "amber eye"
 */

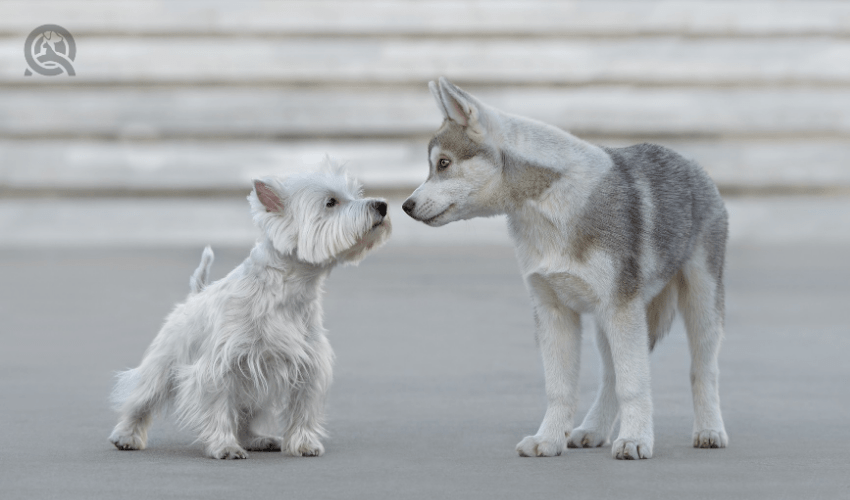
xmin=438 ymin=158 xmax=451 ymax=170
xmin=326 ymin=198 xmax=337 ymax=208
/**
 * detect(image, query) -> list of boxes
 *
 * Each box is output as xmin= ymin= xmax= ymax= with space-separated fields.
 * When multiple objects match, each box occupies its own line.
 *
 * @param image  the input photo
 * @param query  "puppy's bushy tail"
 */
xmin=189 ymin=246 xmax=214 ymax=294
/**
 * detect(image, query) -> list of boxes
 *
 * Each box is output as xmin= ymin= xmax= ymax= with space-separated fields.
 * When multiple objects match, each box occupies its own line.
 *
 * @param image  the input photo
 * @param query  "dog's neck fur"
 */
xmin=242 ymin=237 xmax=331 ymax=301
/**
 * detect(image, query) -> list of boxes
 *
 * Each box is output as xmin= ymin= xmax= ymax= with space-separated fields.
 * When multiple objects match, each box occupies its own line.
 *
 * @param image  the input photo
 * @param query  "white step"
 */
xmin=3 ymin=36 xmax=850 ymax=85
xmin=3 ymin=87 xmax=850 ymax=139
xmin=2 ymin=196 xmax=849 ymax=247
xmin=2 ymin=1 xmax=849 ymax=37
xmin=2 ymin=138 xmax=849 ymax=194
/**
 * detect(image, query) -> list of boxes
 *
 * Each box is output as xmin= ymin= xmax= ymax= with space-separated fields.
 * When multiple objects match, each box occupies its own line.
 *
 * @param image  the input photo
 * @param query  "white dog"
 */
xmin=403 ymin=78 xmax=728 ymax=459
xmin=109 ymin=160 xmax=391 ymax=459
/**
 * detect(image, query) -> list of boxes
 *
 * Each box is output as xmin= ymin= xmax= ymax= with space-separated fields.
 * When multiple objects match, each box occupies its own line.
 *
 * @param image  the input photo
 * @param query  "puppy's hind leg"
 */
xmin=679 ymin=244 xmax=728 ymax=449
xmin=568 ymin=322 xmax=619 ymax=449
xmin=516 ymin=289 xmax=582 ymax=457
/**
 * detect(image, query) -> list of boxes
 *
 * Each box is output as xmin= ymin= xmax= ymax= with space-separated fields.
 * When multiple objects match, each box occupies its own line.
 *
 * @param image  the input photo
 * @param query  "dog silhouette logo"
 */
xmin=24 ymin=24 xmax=76 ymax=76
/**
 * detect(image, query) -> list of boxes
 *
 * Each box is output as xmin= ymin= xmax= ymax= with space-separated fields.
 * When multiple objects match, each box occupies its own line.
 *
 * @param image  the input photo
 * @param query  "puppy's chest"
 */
xmin=514 ymin=217 xmax=615 ymax=314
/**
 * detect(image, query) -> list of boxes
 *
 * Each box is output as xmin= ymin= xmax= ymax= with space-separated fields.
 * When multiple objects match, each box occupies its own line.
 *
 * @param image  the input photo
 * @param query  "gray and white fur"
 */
xmin=403 ymin=78 xmax=728 ymax=460
xmin=108 ymin=158 xmax=391 ymax=459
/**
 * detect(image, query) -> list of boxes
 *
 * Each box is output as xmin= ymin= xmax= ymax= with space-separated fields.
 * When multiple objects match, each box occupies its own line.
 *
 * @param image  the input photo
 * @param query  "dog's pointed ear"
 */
xmin=253 ymin=179 xmax=285 ymax=213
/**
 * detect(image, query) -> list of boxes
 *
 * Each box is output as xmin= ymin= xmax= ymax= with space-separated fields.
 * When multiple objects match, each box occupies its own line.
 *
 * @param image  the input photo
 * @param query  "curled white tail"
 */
xmin=189 ymin=246 xmax=214 ymax=294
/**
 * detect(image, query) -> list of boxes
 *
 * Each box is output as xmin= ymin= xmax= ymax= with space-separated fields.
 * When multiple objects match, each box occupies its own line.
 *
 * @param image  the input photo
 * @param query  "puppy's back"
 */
xmin=573 ymin=143 xmax=726 ymax=300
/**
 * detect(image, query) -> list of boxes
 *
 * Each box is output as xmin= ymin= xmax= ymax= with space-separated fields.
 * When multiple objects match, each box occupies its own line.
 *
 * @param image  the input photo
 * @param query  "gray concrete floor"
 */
xmin=1 ymin=243 xmax=848 ymax=499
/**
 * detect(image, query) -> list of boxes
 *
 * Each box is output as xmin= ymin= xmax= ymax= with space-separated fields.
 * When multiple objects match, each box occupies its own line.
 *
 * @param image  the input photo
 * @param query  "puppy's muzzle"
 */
xmin=402 ymin=198 xmax=416 ymax=217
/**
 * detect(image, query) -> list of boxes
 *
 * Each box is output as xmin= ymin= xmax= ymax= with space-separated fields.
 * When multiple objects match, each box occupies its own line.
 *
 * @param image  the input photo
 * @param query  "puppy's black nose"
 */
xmin=402 ymin=199 xmax=416 ymax=215
xmin=372 ymin=200 xmax=387 ymax=217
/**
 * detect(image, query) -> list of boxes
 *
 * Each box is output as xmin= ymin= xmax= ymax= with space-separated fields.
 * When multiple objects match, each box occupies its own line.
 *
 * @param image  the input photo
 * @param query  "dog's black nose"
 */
xmin=372 ymin=200 xmax=387 ymax=217
xmin=402 ymin=199 xmax=415 ymax=215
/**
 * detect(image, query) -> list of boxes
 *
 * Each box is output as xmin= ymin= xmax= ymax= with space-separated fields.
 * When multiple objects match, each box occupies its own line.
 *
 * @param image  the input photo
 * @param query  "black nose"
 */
xmin=402 ymin=199 xmax=416 ymax=215
xmin=372 ymin=200 xmax=387 ymax=217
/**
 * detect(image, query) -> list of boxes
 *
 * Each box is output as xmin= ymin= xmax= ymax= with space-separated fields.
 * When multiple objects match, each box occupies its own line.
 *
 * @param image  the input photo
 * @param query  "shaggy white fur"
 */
xmin=108 ymin=158 xmax=391 ymax=459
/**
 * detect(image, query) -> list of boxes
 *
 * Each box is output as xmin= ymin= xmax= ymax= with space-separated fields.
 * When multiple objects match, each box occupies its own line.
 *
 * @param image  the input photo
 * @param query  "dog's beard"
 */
xmin=336 ymin=218 xmax=391 ymax=264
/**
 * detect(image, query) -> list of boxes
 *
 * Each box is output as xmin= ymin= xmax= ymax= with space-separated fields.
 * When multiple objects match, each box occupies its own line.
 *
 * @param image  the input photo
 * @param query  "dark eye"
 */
xmin=438 ymin=158 xmax=451 ymax=170
xmin=326 ymin=198 xmax=337 ymax=208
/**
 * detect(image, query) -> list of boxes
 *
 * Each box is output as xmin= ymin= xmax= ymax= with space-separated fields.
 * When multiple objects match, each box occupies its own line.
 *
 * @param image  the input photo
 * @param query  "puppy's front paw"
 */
xmin=109 ymin=431 xmax=145 ymax=451
xmin=286 ymin=432 xmax=324 ymax=457
xmin=516 ymin=434 xmax=563 ymax=457
xmin=567 ymin=428 xmax=608 ymax=449
xmin=245 ymin=436 xmax=282 ymax=451
xmin=210 ymin=445 xmax=248 ymax=460
xmin=693 ymin=429 xmax=728 ymax=449
xmin=612 ymin=438 xmax=652 ymax=460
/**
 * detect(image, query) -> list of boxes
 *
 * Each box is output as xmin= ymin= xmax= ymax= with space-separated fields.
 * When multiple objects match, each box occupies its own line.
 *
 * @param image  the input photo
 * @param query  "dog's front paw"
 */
xmin=567 ymin=428 xmax=608 ymax=449
xmin=516 ymin=434 xmax=563 ymax=457
xmin=109 ymin=431 xmax=145 ymax=451
xmin=693 ymin=429 xmax=728 ymax=449
xmin=209 ymin=445 xmax=248 ymax=460
xmin=612 ymin=438 xmax=652 ymax=460
xmin=245 ymin=436 xmax=282 ymax=451
xmin=286 ymin=432 xmax=324 ymax=457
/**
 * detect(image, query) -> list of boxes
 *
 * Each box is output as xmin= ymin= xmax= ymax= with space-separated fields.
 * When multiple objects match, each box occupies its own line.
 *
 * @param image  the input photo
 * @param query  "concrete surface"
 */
xmin=1 ymin=243 xmax=848 ymax=499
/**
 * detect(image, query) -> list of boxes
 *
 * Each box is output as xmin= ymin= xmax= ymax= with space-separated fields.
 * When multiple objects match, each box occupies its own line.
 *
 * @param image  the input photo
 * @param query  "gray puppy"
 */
xmin=403 ymin=78 xmax=728 ymax=460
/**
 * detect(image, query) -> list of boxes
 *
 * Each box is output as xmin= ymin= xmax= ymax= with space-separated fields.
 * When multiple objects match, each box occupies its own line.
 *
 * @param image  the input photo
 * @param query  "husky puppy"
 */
xmin=403 ymin=78 xmax=728 ymax=460
xmin=109 ymin=159 xmax=391 ymax=459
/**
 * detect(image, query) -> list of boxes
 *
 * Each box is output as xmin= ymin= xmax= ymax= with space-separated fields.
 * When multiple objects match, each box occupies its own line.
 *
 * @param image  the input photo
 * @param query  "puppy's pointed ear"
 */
xmin=429 ymin=80 xmax=449 ymax=120
xmin=436 ymin=77 xmax=488 ymax=141
xmin=437 ymin=77 xmax=478 ymax=127
xmin=253 ymin=179 xmax=285 ymax=213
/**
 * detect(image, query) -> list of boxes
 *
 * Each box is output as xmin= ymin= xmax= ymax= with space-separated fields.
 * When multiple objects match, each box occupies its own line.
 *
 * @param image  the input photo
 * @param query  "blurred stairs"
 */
xmin=1 ymin=0 xmax=850 ymax=197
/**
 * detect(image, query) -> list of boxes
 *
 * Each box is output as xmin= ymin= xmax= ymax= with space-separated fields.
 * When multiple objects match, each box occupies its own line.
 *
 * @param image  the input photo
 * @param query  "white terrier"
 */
xmin=403 ymin=78 xmax=728 ymax=460
xmin=108 ymin=160 xmax=391 ymax=459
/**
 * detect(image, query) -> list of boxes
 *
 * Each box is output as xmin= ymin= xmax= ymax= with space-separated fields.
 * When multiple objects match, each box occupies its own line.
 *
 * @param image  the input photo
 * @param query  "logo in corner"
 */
xmin=24 ymin=24 xmax=76 ymax=77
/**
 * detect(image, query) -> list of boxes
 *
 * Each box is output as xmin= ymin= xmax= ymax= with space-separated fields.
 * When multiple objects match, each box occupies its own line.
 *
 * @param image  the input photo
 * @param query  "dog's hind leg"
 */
xmin=108 ymin=363 xmax=170 ymax=451
xmin=516 ymin=280 xmax=582 ymax=457
xmin=568 ymin=322 xmax=619 ymax=449
xmin=600 ymin=302 xmax=654 ymax=459
xmin=679 ymin=240 xmax=728 ymax=449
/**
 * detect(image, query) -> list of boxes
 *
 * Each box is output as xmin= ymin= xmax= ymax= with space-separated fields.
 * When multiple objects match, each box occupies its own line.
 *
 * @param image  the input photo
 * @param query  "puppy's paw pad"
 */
xmin=693 ymin=429 xmax=728 ymax=449
xmin=516 ymin=435 xmax=563 ymax=457
xmin=245 ymin=436 xmax=282 ymax=451
xmin=612 ymin=438 xmax=652 ymax=460
xmin=109 ymin=433 xmax=145 ymax=451
xmin=211 ymin=446 xmax=248 ymax=460
xmin=567 ymin=428 xmax=607 ymax=449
